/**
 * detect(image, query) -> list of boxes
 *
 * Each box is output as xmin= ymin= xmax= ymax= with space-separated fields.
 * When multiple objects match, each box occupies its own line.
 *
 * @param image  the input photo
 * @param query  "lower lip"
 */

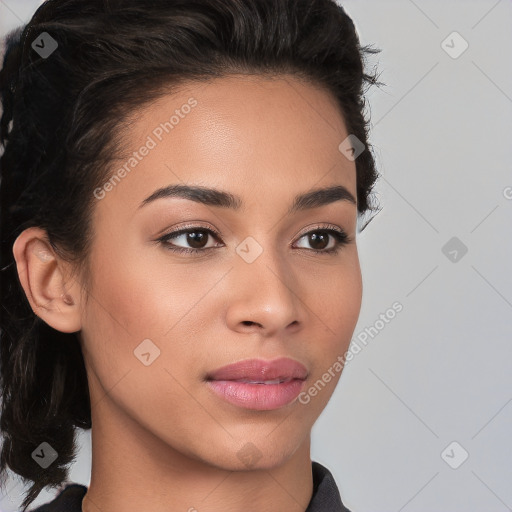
xmin=207 ymin=379 xmax=306 ymax=410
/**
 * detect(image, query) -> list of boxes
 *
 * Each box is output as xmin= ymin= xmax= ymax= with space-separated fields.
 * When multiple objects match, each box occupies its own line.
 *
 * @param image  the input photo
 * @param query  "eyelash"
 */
xmin=156 ymin=224 xmax=352 ymax=256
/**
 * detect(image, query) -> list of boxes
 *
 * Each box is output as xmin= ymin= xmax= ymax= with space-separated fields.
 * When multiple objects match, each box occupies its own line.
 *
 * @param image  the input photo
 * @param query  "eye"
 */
xmin=293 ymin=226 xmax=351 ymax=255
xmin=157 ymin=227 xmax=222 ymax=254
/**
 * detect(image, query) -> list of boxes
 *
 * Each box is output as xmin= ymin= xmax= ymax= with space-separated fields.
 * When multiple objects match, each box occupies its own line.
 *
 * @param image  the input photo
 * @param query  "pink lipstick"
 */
xmin=206 ymin=357 xmax=308 ymax=410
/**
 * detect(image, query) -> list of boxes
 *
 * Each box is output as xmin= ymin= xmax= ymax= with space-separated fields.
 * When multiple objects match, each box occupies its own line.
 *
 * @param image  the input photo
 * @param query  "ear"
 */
xmin=12 ymin=227 xmax=83 ymax=333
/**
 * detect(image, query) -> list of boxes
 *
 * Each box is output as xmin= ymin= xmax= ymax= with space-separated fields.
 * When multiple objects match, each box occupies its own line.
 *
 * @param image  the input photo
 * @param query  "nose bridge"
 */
xmin=235 ymin=233 xmax=290 ymax=288
xmin=229 ymin=233 xmax=301 ymax=330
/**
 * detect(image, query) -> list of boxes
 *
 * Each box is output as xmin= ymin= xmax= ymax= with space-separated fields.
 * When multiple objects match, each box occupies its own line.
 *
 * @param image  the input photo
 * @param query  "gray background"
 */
xmin=1 ymin=0 xmax=511 ymax=510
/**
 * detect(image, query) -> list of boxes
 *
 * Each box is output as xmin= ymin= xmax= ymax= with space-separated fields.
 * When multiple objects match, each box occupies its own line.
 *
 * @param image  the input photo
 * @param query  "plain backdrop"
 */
xmin=0 ymin=1 xmax=511 ymax=511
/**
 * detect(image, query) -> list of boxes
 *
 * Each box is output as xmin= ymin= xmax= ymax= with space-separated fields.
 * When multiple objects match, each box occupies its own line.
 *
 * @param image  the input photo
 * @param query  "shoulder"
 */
xmin=27 ymin=483 xmax=87 ymax=512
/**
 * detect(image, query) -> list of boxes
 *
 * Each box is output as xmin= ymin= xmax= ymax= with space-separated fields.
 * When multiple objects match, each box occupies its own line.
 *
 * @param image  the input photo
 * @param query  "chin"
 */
xmin=200 ymin=434 xmax=306 ymax=472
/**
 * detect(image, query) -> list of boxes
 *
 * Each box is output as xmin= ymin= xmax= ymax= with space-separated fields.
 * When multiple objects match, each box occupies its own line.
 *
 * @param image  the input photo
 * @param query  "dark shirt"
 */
xmin=29 ymin=461 xmax=351 ymax=511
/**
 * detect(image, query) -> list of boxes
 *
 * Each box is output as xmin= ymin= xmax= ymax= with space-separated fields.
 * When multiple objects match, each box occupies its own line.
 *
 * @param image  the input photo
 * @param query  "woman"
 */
xmin=0 ymin=0 xmax=380 ymax=510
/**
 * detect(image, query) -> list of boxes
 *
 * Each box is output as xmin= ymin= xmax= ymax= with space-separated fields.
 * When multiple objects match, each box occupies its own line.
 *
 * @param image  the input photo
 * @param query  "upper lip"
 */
xmin=207 ymin=357 xmax=309 ymax=382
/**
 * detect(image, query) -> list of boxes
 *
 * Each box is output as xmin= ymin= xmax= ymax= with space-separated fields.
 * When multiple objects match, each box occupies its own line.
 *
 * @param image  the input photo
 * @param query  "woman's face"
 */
xmin=78 ymin=74 xmax=362 ymax=470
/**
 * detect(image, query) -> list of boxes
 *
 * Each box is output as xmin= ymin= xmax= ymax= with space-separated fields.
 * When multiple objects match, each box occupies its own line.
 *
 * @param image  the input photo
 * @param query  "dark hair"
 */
xmin=0 ymin=0 xmax=381 ymax=509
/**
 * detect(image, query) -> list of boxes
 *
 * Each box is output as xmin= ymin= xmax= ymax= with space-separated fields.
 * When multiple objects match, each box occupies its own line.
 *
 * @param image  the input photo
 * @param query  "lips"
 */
xmin=206 ymin=357 xmax=309 ymax=383
xmin=206 ymin=357 xmax=309 ymax=410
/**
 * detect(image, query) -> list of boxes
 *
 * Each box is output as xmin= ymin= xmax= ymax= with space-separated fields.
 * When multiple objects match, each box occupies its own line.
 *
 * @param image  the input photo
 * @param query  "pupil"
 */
xmin=188 ymin=231 xmax=207 ymax=248
xmin=310 ymin=232 xmax=328 ymax=250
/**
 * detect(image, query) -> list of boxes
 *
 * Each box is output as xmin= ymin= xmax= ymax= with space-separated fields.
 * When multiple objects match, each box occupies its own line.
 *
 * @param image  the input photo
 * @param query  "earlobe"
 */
xmin=12 ymin=227 xmax=82 ymax=333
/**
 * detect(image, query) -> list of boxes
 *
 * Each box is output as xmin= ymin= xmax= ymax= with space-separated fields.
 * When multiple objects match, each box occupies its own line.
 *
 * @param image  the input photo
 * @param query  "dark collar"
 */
xmin=306 ymin=461 xmax=352 ymax=511
xmin=32 ymin=461 xmax=351 ymax=512
xmin=31 ymin=483 xmax=86 ymax=511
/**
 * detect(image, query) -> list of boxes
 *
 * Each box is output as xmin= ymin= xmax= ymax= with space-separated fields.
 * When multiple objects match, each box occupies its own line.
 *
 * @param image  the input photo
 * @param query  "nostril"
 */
xmin=242 ymin=321 xmax=264 ymax=328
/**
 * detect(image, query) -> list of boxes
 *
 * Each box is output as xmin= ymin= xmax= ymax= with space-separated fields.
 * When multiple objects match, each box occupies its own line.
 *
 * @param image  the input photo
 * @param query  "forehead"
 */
xmin=94 ymin=74 xmax=356 ymax=216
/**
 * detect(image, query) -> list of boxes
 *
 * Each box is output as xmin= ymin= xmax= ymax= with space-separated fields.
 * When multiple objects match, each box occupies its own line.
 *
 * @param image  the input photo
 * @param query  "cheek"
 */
xmin=294 ymin=260 xmax=361 ymax=415
xmin=84 ymin=242 xmax=198 ymax=338
xmin=79 ymin=238 xmax=223 ymax=388
xmin=303 ymin=249 xmax=362 ymax=341
xmin=78 ymin=244 xmax=211 ymax=426
xmin=334 ymin=258 xmax=363 ymax=342
xmin=79 ymin=242 xmax=166 ymax=377
xmin=301 ymin=250 xmax=362 ymax=380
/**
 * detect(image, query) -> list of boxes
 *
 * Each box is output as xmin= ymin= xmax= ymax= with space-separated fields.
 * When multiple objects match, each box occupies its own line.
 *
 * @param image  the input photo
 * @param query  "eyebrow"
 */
xmin=139 ymin=183 xmax=356 ymax=214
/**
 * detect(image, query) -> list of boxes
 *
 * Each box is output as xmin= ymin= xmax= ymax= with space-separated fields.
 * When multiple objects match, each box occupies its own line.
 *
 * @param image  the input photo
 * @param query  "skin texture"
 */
xmin=13 ymin=75 xmax=362 ymax=512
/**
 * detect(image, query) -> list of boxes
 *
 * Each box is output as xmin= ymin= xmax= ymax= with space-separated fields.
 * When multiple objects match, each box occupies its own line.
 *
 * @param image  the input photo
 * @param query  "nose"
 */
xmin=224 ymin=244 xmax=304 ymax=337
